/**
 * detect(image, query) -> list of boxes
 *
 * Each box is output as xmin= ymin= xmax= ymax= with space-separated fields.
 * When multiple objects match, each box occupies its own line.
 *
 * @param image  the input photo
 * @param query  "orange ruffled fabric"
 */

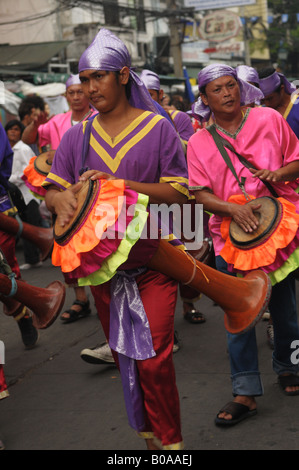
xmin=52 ymin=179 xmax=125 ymax=273
xmin=23 ymin=156 xmax=46 ymax=187
xmin=220 ymin=194 xmax=299 ymax=271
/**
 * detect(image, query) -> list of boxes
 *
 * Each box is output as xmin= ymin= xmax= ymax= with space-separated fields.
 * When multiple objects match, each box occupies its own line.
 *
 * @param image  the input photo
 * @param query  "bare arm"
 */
xmin=123 ymin=181 xmax=187 ymax=205
xmin=22 ymin=110 xmax=48 ymax=145
xmin=79 ymin=170 xmax=188 ymax=206
xmin=250 ymin=161 xmax=299 ymax=182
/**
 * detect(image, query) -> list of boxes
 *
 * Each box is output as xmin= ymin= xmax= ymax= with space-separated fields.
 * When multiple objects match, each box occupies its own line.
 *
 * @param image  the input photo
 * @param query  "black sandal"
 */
xmin=60 ymin=299 xmax=91 ymax=323
xmin=278 ymin=374 xmax=299 ymax=396
xmin=215 ymin=401 xmax=257 ymax=426
xmin=183 ymin=309 xmax=206 ymax=324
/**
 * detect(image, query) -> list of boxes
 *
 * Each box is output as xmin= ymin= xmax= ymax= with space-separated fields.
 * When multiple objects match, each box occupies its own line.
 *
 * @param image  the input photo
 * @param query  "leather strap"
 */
xmin=207 ymin=124 xmax=279 ymax=199
xmin=79 ymin=117 xmax=95 ymax=176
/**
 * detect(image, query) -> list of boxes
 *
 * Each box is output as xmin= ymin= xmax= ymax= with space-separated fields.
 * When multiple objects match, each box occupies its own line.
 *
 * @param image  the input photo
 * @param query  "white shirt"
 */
xmin=9 ymin=140 xmax=38 ymax=205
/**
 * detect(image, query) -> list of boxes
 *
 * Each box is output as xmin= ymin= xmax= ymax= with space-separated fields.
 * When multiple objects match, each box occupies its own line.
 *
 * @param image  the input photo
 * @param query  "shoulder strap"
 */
xmin=207 ymin=124 xmax=249 ymax=198
xmin=207 ymin=124 xmax=279 ymax=199
xmin=79 ymin=117 xmax=95 ymax=176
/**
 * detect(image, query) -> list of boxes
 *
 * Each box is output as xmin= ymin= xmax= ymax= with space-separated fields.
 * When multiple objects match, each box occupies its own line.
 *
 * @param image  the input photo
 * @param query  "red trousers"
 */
xmin=0 ymin=230 xmax=20 ymax=279
xmin=90 ymin=269 xmax=183 ymax=448
xmin=0 ymin=365 xmax=8 ymax=400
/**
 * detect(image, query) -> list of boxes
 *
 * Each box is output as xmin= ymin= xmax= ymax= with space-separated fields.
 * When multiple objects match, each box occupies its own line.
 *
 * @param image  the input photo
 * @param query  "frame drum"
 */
xmin=34 ymin=150 xmax=55 ymax=176
xmin=54 ymin=179 xmax=99 ymax=245
xmin=229 ymin=196 xmax=282 ymax=249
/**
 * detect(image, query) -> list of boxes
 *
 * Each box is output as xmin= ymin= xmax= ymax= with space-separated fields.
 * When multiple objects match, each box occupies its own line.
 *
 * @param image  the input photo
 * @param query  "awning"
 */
xmin=0 ymin=41 xmax=71 ymax=71
xmin=0 ymin=68 xmax=69 ymax=84
xmin=158 ymin=75 xmax=186 ymax=86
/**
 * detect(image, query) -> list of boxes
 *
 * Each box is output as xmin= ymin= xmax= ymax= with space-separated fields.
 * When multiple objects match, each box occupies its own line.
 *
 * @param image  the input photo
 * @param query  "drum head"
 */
xmin=229 ymin=197 xmax=282 ymax=249
xmin=34 ymin=150 xmax=55 ymax=176
xmin=54 ymin=179 xmax=99 ymax=245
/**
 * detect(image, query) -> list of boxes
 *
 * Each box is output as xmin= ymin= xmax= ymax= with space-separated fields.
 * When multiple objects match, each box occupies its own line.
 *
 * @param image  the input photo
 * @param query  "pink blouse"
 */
xmin=187 ymin=106 xmax=299 ymax=255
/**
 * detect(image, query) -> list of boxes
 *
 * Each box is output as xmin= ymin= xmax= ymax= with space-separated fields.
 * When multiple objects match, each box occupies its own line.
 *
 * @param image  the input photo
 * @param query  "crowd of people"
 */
xmin=1 ymin=27 xmax=299 ymax=450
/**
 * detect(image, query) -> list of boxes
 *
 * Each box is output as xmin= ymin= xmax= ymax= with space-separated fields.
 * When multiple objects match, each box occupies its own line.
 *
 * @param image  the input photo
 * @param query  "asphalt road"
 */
xmin=1 ymin=241 xmax=299 ymax=456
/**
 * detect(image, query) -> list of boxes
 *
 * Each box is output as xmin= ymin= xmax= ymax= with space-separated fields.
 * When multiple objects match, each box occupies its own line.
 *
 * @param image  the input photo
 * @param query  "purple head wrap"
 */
xmin=259 ymin=70 xmax=296 ymax=97
xmin=78 ymin=28 xmax=156 ymax=113
xmin=191 ymin=63 xmax=264 ymax=123
xmin=140 ymin=69 xmax=160 ymax=91
xmin=65 ymin=74 xmax=81 ymax=89
xmin=236 ymin=65 xmax=260 ymax=86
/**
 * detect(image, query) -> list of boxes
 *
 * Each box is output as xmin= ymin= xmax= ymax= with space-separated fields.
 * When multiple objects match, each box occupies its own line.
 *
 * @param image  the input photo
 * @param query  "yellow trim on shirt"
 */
xmin=92 ymin=111 xmax=154 ymax=147
xmin=169 ymin=182 xmax=189 ymax=198
xmin=170 ymin=110 xmax=180 ymax=120
xmin=43 ymin=172 xmax=72 ymax=189
xmin=160 ymin=176 xmax=189 ymax=186
xmin=89 ymin=114 xmax=164 ymax=173
xmin=284 ymin=92 xmax=299 ymax=120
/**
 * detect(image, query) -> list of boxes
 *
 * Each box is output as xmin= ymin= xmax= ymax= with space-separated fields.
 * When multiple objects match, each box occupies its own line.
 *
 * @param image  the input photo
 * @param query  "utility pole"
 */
xmin=243 ymin=23 xmax=251 ymax=66
xmin=166 ymin=0 xmax=183 ymax=76
xmin=240 ymin=8 xmax=251 ymax=66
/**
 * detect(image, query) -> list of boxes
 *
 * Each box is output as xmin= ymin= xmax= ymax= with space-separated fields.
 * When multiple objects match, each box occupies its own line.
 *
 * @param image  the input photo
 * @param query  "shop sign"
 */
xmin=198 ymin=10 xmax=241 ymax=43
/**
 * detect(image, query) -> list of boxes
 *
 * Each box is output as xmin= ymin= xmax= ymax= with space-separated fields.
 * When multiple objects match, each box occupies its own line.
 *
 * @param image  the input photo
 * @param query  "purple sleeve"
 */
xmin=173 ymin=111 xmax=194 ymax=142
xmin=158 ymin=119 xmax=189 ymax=196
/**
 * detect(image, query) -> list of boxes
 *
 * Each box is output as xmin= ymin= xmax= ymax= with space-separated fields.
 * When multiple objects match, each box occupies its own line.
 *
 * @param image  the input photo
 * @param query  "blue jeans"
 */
xmin=216 ymin=256 xmax=299 ymax=397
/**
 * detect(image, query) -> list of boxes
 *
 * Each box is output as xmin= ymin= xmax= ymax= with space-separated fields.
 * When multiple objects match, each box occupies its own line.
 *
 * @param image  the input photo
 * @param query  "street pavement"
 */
xmin=1 ymin=242 xmax=299 ymax=453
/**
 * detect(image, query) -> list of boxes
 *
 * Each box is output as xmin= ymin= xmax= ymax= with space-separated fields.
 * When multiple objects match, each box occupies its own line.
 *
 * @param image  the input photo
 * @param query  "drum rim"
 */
xmin=229 ymin=196 xmax=282 ymax=249
xmin=34 ymin=153 xmax=53 ymax=176
xmin=54 ymin=179 xmax=99 ymax=245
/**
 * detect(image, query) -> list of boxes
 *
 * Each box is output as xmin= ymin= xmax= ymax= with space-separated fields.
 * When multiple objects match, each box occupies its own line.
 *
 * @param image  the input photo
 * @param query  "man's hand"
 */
xmin=229 ymin=201 xmax=261 ymax=233
xmin=79 ymin=169 xmax=116 ymax=182
xmin=250 ymin=168 xmax=281 ymax=182
xmin=52 ymin=182 xmax=83 ymax=228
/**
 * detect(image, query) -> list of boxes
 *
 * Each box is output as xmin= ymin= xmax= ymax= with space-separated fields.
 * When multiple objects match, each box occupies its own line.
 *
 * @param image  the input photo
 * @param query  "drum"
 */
xmin=229 ymin=196 xmax=282 ymax=249
xmin=0 ymin=247 xmax=65 ymax=329
xmin=34 ymin=150 xmax=55 ymax=176
xmin=52 ymin=179 xmax=272 ymax=334
xmin=54 ymin=178 xmax=99 ymax=244
xmin=52 ymin=178 xmax=157 ymax=283
xmin=220 ymin=194 xmax=299 ymax=273
xmin=23 ymin=150 xmax=55 ymax=199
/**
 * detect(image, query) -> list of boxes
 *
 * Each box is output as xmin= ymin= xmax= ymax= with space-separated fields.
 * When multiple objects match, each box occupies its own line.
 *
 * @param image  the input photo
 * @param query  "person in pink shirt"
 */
xmin=188 ymin=63 xmax=299 ymax=427
xmin=22 ymin=75 xmax=97 ymax=324
xmin=22 ymin=75 xmax=96 ymax=151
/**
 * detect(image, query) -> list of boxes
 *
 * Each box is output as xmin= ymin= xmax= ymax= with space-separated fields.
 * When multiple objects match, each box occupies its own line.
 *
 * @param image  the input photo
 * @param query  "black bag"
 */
xmin=0 ymin=169 xmax=27 ymax=218
xmin=7 ymin=182 xmax=27 ymax=218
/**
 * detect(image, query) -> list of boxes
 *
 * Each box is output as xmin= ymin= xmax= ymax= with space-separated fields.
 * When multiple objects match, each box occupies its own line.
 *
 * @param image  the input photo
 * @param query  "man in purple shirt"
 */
xmin=44 ymin=28 xmax=188 ymax=450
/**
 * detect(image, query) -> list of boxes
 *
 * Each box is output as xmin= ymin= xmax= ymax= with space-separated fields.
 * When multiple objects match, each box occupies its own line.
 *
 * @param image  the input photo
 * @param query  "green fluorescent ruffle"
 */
xmin=78 ymin=192 xmax=149 ymax=286
xmin=29 ymin=190 xmax=44 ymax=200
xmin=268 ymin=246 xmax=299 ymax=286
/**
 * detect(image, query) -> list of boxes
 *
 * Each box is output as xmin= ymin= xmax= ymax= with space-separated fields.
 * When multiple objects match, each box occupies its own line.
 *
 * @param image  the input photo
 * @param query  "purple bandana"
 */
xmin=259 ymin=71 xmax=296 ymax=97
xmin=78 ymin=28 xmax=156 ymax=113
xmin=65 ymin=74 xmax=81 ymax=88
xmin=140 ymin=69 xmax=160 ymax=91
xmin=236 ymin=65 xmax=260 ymax=86
xmin=191 ymin=63 xmax=264 ymax=123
